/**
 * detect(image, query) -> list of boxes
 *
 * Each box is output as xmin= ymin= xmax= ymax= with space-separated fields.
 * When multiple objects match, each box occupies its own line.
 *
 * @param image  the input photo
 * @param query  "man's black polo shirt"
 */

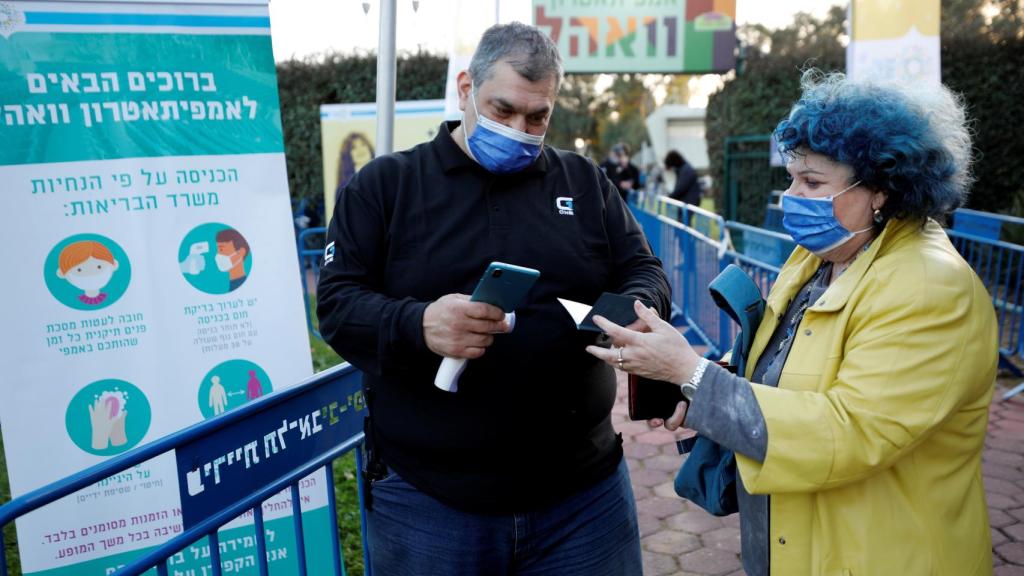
xmin=317 ymin=121 xmax=670 ymax=514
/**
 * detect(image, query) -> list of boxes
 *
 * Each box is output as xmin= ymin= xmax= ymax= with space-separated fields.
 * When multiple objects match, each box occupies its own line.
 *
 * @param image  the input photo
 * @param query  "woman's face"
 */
xmin=784 ymin=150 xmax=884 ymax=234
xmin=350 ymin=139 xmax=372 ymax=168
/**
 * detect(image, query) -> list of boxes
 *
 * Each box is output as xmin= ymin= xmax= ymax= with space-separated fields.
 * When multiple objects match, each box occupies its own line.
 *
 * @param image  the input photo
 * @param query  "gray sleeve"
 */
xmin=683 ymin=362 xmax=768 ymax=462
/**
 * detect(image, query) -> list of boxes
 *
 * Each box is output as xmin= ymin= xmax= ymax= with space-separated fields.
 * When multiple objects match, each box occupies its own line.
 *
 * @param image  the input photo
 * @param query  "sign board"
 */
xmin=847 ymin=0 xmax=941 ymax=83
xmin=0 ymin=1 xmax=325 ymax=574
xmin=532 ymin=0 xmax=737 ymax=73
xmin=320 ymin=99 xmax=445 ymax=219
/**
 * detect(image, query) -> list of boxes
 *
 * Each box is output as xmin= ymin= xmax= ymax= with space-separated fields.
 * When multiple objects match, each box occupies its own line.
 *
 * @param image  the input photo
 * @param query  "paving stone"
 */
xmin=642 ymin=551 xmax=680 ymax=576
xmin=996 ymin=542 xmax=1024 ymax=565
xmin=624 ymin=441 xmax=660 ymax=460
xmin=987 ymin=450 xmax=1024 ymax=468
xmin=617 ymin=420 xmax=656 ymax=438
xmin=642 ymin=529 xmax=701 ymax=555
xmin=639 ymin=514 xmax=663 ymax=537
xmin=986 ymin=462 xmax=1023 ymax=482
xmin=997 ymin=418 xmax=1024 ymax=433
xmin=702 ymin=526 xmax=743 ymax=554
xmin=992 ymin=508 xmax=1017 ymax=529
xmin=637 ymin=429 xmax=682 ymax=445
xmin=648 ymin=453 xmax=688 ymax=472
xmin=988 ymin=436 xmax=1024 ymax=454
xmin=993 ymin=528 xmax=1010 ymax=547
xmin=677 ymin=547 xmax=743 ymax=575
xmin=668 ymin=510 xmax=725 ymax=534
xmin=633 ymin=485 xmax=654 ymax=501
xmin=1000 ymin=407 xmax=1024 ymax=423
xmin=633 ymin=468 xmax=671 ymax=488
xmin=655 ymin=480 xmax=680 ymax=499
xmin=991 ymin=492 xmax=1019 ymax=510
xmin=990 ymin=477 xmax=1023 ymax=496
xmin=994 ymin=565 xmax=1024 ymax=576
xmin=638 ymin=496 xmax=688 ymax=520
xmin=1007 ymin=507 xmax=1024 ymax=523
xmin=1004 ymin=523 xmax=1024 ymax=542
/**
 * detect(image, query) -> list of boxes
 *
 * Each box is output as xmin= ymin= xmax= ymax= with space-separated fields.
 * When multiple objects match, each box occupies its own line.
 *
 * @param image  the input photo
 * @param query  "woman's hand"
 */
xmin=649 ymin=401 xmax=689 ymax=431
xmin=585 ymin=300 xmax=702 ymax=385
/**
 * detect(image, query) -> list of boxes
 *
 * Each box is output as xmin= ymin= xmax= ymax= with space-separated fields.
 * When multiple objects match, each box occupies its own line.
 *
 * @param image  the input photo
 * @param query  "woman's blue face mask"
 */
xmin=463 ymin=86 xmax=545 ymax=174
xmin=781 ymin=180 xmax=874 ymax=256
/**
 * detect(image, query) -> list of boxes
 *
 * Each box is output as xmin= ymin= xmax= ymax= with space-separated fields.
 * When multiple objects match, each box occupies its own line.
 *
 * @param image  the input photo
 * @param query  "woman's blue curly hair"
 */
xmin=775 ymin=70 xmax=973 ymax=222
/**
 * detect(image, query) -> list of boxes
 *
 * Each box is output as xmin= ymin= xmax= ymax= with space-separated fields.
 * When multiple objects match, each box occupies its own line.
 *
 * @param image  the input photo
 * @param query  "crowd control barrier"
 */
xmin=0 ymin=363 xmax=371 ymax=576
xmin=629 ymin=195 xmax=1023 ymax=392
xmin=297 ymin=227 xmax=328 ymax=338
xmin=945 ymin=212 xmax=1024 ymax=399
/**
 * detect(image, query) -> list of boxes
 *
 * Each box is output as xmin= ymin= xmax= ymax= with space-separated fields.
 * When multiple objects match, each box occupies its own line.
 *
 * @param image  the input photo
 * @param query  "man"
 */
xmin=214 ymin=228 xmax=249 ymax=291
xmin=317 ymin=22 xmax=670 ymax=575
xmin=606 ymin=142 xmax=641 ymax=202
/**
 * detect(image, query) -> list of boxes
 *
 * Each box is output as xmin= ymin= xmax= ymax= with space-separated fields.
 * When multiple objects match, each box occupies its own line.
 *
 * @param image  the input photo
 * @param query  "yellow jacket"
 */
xmin=736 ymin=218 xmax=997 ymax=575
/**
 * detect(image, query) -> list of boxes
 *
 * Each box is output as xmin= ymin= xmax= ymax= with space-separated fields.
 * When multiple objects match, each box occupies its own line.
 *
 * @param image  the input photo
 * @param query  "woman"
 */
xmin=337 ymin=131 xmax=375 ymax=190
xmin=588 ymin=71 xmax=998 ymax=575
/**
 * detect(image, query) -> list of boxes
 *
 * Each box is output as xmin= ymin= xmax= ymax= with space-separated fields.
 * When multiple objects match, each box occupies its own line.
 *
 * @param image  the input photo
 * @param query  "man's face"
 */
xmin=459 ymin=59 xmax=557 ymax=138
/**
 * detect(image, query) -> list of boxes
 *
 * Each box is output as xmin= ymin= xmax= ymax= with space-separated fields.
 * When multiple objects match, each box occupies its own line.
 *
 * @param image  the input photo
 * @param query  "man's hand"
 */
xmin=424 ymin=294 xmax=510 ymax=359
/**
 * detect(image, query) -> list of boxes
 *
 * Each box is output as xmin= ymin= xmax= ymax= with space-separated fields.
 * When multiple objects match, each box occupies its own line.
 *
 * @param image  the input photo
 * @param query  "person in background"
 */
xmin=588 ymin=70 xmax=997 ymax=576
xmin=606 ymin=142 xmax=641 ymax=202
xmin=664 ymin=150 xmax=703 ymax=208
xmin=317 ymin=22 xmax=670 ymax=575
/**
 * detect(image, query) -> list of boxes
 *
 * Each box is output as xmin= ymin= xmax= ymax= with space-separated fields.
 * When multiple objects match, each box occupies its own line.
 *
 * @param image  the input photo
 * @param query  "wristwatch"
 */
xmin=680 ymin=357 xmax=710 ymax=401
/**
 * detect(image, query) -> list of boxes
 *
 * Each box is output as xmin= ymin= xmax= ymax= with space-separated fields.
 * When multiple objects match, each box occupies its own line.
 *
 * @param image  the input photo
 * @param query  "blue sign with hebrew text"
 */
xmin=175 ymin=370 xmax=366 ymax=529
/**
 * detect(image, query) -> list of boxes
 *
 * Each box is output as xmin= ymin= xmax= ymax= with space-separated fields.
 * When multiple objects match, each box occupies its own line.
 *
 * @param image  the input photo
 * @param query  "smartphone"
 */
xmin=470 ymin=262 xmax=540 ymax=312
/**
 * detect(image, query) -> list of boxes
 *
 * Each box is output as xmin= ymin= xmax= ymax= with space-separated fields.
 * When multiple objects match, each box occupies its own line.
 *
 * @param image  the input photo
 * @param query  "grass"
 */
xmin=0 ymin=330 xmax=361 ymax=576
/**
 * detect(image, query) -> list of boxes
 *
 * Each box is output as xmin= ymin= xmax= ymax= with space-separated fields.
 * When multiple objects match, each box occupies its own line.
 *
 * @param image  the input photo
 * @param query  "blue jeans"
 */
xmin=366 ymin=457 xmax=642 ymax=575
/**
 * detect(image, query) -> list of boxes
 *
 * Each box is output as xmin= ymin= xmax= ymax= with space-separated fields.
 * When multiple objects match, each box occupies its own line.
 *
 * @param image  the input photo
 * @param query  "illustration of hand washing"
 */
xmin=179 ymin=241 xmax=209 ymax=276
xmin=88 ymin=390 xmax=128 ymax=450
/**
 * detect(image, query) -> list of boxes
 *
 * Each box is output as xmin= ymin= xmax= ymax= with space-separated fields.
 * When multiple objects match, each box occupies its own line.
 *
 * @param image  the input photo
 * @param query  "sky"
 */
xmin=268 ymin=0 xmax=839 ymax=62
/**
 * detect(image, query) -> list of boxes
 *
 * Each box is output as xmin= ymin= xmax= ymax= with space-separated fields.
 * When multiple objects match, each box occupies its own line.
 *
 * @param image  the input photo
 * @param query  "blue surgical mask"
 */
xmin=463 ymin=86 xmax=545 ymax=174
xmin=781 ymin=180 xmax=874 ymax=256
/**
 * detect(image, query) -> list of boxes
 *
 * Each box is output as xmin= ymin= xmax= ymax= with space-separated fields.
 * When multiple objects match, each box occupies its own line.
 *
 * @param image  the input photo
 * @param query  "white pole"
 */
xmin=376 ymin=0 xmax=397 ymax=155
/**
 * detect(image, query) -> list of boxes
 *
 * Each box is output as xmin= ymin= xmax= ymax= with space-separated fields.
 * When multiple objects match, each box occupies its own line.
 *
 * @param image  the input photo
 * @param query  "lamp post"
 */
xmin=375 ymin=0 xmax=397 ymax=155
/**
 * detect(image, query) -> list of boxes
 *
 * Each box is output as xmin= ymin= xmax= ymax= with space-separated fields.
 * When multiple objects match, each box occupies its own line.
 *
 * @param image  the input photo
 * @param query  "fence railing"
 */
xmin=297 ymin=227 xmax=328 ymax=338
xmin=629 ymin=196 xmax=1024 ymax=390
xmin=0 ymin=364 xmax=371 ymax=576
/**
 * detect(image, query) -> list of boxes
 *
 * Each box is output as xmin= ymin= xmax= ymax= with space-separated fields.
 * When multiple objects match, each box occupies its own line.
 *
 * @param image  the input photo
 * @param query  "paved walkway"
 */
xmin=613 ymin=372 xmax=1024 ymax=576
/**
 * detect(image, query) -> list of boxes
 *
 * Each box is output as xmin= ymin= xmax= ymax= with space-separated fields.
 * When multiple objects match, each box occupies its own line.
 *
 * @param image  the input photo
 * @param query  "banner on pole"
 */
xmin=532 ymin=0 xmax=737 ymax=74
xmin=0 ymin=1 xmax=326 ymax=574
xmin=847 ymin=0 xmax=941 ymax=83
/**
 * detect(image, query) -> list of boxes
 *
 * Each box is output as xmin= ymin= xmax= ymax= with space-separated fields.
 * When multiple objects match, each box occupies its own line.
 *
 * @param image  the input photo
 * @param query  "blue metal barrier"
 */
xmin=726 ymin=220 xmax=796 ymax=269
xmin=631 ymin=196 xmax=1024 ymax=395
xmin=630 ymin=195 xmax=783 ymax=359
xmin=297 ymin=227 xmax=328 ymax=339
xmin=0 ymin=364 xmax=371 ymax=576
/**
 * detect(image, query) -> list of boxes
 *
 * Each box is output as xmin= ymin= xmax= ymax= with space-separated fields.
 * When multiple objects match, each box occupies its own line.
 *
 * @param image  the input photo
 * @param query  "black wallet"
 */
xmin=579 ymin=292 xmax=639 ymax=333
xmin=627 ymin=375 xmax=686 ymax=420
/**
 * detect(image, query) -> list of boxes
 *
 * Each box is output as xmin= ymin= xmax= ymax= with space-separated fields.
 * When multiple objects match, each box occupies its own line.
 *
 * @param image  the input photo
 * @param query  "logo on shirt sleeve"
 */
xmin=556 ymin=197 xmax=574 ymax=216
xmin=323 ymin=241 xmax=335 ymax=266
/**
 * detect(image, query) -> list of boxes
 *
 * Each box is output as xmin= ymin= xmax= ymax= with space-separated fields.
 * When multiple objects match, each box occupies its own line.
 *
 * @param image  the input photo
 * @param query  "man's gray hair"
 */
xmin=468 ymin=22 xmax=564 ymax=90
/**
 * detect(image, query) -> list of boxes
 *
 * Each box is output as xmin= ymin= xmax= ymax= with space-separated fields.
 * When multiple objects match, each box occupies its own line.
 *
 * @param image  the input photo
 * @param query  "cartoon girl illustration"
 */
xmin=337 ymin=132 xmax=375 ymax=190
xmin=56 ymin=240 xmax=119 ymax=306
